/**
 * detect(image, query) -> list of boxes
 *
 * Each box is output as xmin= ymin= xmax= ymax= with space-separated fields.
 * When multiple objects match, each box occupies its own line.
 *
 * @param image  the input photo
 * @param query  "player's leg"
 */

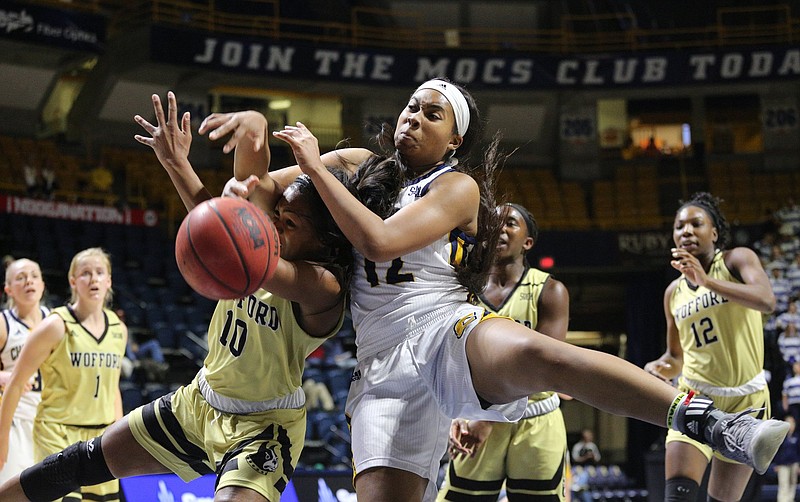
xmin=706 ymin=458 xmax=754 ymax=501
xmin=663 ymin=438 xmax=708 ymax=501
xmin=465 ymin=318 xmax=788 ymax=474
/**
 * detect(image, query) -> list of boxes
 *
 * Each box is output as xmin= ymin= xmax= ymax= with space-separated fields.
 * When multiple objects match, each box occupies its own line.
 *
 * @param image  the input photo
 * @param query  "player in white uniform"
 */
xmin=197 ymin=79 xmax=790 ymax=502
xmin=0 ymin=259 xmax=48 ymax=485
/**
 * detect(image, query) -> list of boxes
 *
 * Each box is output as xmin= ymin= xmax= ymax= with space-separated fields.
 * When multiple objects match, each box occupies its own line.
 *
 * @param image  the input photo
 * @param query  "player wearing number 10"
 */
xmin=0 ymin=92 xmax=353 ymax=502
xmin=644 ymin=192 xmax=776 ymax=502
xmin=0 ymin=247 xmax=127 ymax=501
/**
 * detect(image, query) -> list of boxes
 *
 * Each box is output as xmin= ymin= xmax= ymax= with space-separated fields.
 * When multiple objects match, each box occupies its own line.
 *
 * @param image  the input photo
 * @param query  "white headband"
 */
xmin=415 ymin=79 xmax=470 ymax=137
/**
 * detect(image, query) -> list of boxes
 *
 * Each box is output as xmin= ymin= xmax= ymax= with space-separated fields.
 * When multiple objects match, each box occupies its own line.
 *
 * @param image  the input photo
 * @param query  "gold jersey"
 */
xmin=670 ymin=250 xmax=765 ymax=388
xmin=478 ymin=267 xmax=554 ymax=402
xmin=202 ymin=289 xmax=343 ymax=402
xmin=38 ymin=306 xmax=126 ymax=426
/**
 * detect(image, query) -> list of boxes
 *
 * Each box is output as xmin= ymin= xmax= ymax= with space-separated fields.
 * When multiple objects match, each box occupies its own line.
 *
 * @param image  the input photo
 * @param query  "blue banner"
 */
xmin=0 ymin=0 xmax=105 ymax=52
xmin=150 ymin=25 xmax=800 ymax=89
xmin=120 ymin=471 xmax=356 ymax=501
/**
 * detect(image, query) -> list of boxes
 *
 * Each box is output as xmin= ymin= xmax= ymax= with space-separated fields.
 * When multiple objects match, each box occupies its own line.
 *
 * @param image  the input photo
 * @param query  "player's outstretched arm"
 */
xmin=134 ymin=91 xmax=211 ymax=211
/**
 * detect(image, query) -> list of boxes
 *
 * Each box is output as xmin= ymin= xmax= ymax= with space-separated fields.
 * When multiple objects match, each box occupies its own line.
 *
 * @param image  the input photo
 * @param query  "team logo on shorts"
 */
xmin=246 ymin=443 xmax=279 ymax=475
xmin=453 ymin=312 xmax=479 ymax=339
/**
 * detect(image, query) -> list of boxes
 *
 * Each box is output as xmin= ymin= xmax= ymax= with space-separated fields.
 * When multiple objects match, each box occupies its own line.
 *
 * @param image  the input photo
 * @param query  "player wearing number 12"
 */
xmin=644 ymin=192 xmax=776 ymax=502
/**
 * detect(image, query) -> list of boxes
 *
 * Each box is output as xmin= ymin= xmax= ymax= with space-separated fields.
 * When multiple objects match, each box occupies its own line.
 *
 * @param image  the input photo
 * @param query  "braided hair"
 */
xmin=678 ymin=192 xmax=731 ymax=250
xmin=290 ymin=168 xmax=354 ymax=290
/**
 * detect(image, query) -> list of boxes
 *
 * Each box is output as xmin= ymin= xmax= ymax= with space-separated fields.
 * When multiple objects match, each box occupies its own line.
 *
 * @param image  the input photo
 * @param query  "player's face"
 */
xmin=672 ymin=205 xmax=717 ymax=255
xmin=273 ymin=188 xmax=325 ymax=262
xmin=70 ymin=256 xmax=111 ymax=303
xmin=4 ymin=259 xmax=45 ymax=308
xmin=496 ymin=206 xmax=532 ymax=261
xmin=394 ymin=89 xmax=462 ymax=170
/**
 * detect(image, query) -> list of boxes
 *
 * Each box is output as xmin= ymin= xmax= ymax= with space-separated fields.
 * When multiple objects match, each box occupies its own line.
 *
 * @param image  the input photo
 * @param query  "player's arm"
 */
xmin=198 ymin=110 xmax=271 ymax=181
xmin=719 ymin=247 xmax=776 ymax=313
xmin=0 ymin=315 xmax=65 ymax=468
xmin=275 ymin=122 xmax=473 ymax=261
xmin=134 ymin=91 xmax=211 ymax=211
xmin=644 ymin=281 xmax=683 ymax=382
xmin=535 ymin=277 xmax=570 ymax=342
xmin=0 ymin=317 xmax=9 ymax=388
xmin=114 ymin=323 xmax=128 ymax=420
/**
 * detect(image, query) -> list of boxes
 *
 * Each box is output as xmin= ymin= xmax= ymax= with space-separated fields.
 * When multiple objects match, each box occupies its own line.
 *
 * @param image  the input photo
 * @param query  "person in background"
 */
xmin=783 ymin=358 xmax=800 ymax=425
xmin=0 ymin=247 xmax=127 ymax=501
xmin=437 ymin=203 xmax=570 ymax=501
xmin=571 ymin=429 xmax=602 ymax=466
xmin=0 ymin=259 xmax=48 ymax=485
xmin=772 ymin=416 xmax=800 ymax=502
xmin=645 ymin=192 xmax=777 ymax=502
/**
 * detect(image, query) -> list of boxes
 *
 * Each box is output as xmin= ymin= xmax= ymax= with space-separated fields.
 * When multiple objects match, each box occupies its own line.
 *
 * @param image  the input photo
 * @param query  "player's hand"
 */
xmin=199 ymin=111 xmax=268 ymax=154
xmin=0 ymin=372 xmax=31 ymax=392
xmin=644 ymin=360 xmax=674 ymax=382
xmin=670 ymin=247 xmax=708 ymax=287
xmin=222 ymin=175 xmax=260 ymax=200
xmin=133 ymin=91 xmax=192 ymax=170
xmin=448 ymin=419 xmax=493 ymax=459
xmin=272 ymin=122 xmax=326 ymax=176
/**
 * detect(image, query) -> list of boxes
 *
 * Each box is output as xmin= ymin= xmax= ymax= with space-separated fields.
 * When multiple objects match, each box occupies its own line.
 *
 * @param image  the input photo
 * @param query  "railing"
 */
xmin=24 ymin=1 xmax=800 ymax=54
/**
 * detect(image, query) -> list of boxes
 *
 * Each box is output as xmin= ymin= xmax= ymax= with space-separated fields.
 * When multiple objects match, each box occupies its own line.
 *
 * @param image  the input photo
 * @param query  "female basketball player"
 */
xmin=0 ymin=92 xmax=353 ymax=502
xmin=644 ymin=192 xmax=776 ymax=502
xmin=257 ymin=78 xmax=788 ymax=502
xmin=0 ymin=247 xmax=127 ymax=501
xmin=0 ymin=258 xmax=48 ymax=485
xmin=436 ymin=203 xmax=570 ymax=501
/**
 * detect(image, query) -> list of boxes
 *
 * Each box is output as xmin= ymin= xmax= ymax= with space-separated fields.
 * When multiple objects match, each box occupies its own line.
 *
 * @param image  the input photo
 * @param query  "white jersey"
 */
xmin=350 ymin=163 xmax=474 ymax=358
xmin=1 ymin=307 xmax=49 ymax=421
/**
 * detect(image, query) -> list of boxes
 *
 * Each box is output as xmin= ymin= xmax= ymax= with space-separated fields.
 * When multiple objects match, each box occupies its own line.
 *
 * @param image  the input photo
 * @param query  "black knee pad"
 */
xmin=665 ymin=476 xmax=700 ymax=502
xmin=20 ymin=436 xmax=114 ymax=501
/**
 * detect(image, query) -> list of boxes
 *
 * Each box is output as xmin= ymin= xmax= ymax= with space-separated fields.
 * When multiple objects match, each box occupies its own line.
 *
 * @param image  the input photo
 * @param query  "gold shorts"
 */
xmin=437 ymin=408 xmax=567 ymax=501
xmin=127 ymin=379 xmax=306 ymax=501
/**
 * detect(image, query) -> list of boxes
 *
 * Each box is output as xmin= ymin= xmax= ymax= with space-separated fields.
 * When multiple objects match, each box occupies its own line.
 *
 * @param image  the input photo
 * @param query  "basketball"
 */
xmin=175 ymin=197 xmax=280 ymax=300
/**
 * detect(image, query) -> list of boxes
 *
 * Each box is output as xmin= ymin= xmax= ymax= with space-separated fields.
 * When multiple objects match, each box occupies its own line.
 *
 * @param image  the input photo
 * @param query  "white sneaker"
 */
xmin=711 ymin=409 xmax=790 ymax=474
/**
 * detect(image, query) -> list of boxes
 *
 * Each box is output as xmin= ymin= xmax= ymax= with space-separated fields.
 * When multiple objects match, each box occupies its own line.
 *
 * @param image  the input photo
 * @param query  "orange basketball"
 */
xmin=175 ymin=197 xmax=280 ymax=300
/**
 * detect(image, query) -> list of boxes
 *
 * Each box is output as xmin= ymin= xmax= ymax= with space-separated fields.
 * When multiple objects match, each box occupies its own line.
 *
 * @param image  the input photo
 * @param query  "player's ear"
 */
xmin=522 ymin=236 xmax=534 ymax=252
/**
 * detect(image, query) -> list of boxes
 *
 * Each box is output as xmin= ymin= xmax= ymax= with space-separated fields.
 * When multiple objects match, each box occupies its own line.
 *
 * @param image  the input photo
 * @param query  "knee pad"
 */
xmin=20 ymin=436 xmax=114 ymax=501
xmin=665 ymin=476 xmax=700 ymax=502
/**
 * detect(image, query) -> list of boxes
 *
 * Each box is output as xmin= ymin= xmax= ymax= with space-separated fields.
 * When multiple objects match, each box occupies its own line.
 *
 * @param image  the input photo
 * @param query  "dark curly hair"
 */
xmin=349 ymin=78 xmax=506 ymax=297
xmin=289 ymin=168 xmax=354 ymax=290
xmin=678 ymin=191 xmax=731 ymax=250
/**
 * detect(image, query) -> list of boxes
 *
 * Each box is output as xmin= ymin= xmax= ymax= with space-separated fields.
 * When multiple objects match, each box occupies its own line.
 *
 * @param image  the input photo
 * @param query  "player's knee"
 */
xmin=19 ymin=437 xmax=114 ymax=501
xmin=665 ymin=476 xmax=700 ymax=502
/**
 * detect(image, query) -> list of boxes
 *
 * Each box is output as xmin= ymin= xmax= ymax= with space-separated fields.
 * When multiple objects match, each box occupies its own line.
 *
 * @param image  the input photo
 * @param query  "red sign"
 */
xmin=0 ymin=195 xmax=158 ymax=227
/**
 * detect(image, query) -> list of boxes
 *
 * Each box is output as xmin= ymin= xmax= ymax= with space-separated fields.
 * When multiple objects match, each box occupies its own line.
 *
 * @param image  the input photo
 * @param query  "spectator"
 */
xmin=775 ymin=197 xmax=800 ymax=237
xmin=22 ymin=154 xmax=40 ymax=199
xmin=772 ymin=416 xmax=800 ymax=502
xmin=753 ymin=231 xmax=779 ymax=263
xmin=778 ymin=301 xmax=800 ymax=334
xmin=769 ymin=264 xmax=793 ymax=314
xmin=40 ymin=159 xmax=57 ymax=200
xmin=779 ymin=324 xmax=800 ymax=368
xmin=125 ymin=330 xmax=167 ymax=385
xmin=572 ymin=429 xmax=602 ymax=466
xmin=787 ymin=254 xmax=800 ymax=297
xmin=785 ymin=359 xmax=800 ymax=425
